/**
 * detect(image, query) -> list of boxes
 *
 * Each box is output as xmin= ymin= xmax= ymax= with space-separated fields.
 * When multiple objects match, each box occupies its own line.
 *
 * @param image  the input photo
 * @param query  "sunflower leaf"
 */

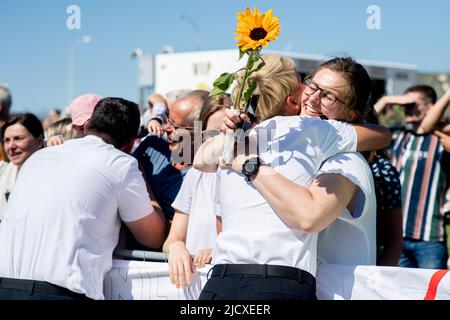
xmin=210 ymin=87 xmax=226 ymax=96
xmin=211 ymin=72 xmax=236 ymax=96
xmin=243 ymin=80 xmax=257 ymax=105
xmin=248 ymin=60 xmax=265 ymax=76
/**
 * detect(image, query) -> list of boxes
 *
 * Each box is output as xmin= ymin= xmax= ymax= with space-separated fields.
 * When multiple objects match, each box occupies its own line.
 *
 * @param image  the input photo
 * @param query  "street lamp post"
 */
xmin=68 ymin=35 xmax=91 ymax=103
xmin=131 ymin=48 xmax=154 ymax=111
xmin=179 ymin=14 xmax=202 ymax=50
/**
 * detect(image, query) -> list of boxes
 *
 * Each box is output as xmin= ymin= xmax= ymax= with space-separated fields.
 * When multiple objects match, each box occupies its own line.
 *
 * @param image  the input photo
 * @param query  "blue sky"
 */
xmin=1 ymin=0 xmax=449 ymax=117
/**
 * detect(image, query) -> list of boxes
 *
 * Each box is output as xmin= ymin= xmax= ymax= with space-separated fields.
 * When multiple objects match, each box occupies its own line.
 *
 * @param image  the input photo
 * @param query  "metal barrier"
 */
xmin=113 ymin=249 xmax=168 ymax=262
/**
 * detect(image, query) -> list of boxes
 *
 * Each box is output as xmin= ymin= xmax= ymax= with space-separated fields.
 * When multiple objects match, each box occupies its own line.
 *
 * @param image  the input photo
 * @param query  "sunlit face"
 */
xmin=3 ymin=123 xmax=43 ymax=168
xmin=201 ymin=108 xmax=227 ymax=141
xmin=300 ymin=68 xmax=353 ymax=121
xmin=206 ymin=108 xmax=227 ymax=131
xmin=163 ymin=100 xmax=195 ymax=152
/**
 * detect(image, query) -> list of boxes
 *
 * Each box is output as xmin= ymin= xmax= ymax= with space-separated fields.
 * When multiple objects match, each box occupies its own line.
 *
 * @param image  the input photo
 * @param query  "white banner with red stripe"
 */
xmin=103 ymin=260 xmax=450 ymax=300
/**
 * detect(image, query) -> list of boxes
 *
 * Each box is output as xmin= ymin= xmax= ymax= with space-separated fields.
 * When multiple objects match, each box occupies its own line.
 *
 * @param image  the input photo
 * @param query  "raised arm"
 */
xmin=373 ymin=95 xmax=416 ymax=114
xmin=418 ymin=89 xmax=450 ymax=133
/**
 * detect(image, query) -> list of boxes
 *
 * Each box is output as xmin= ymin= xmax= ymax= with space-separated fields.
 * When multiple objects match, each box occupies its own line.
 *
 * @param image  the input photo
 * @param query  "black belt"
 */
xmin=211 ymin=264 xmax=316 ymax=288
xmin=0 ymin=277 xmax=90 ymax=300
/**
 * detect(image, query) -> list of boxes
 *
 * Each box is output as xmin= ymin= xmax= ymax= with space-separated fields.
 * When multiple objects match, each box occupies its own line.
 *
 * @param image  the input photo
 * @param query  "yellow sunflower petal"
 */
xmin=266 ymin=29 xmax=279 ymax=41
xmin=261 ymin=10 xmax=272 ymax=30
xmin=235 ymin=7 xmax=280 ymax=51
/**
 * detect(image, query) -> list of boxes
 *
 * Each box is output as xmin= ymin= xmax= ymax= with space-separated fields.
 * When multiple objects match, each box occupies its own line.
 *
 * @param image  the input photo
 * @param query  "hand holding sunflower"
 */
xmin=210 ymin=7 xmax=280 ymax=164
xmin=211 ymin=7 xmax=280 ymax=113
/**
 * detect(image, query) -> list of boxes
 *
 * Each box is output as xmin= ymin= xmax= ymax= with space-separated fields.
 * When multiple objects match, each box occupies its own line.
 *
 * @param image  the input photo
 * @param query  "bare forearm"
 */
xmin=162 ymin=236 xmax=183 ymax=254
xmin=374 ymin=96 xmax=403 ymax=114
xmin=251 ymin=166 xmax=354 ymax=232
xmin=354 ymin=123 xmax=392 ymax=151
xmin=420 ymin=90 xmax=450 ymax=133
xmin=193 ymin=135 xmax=223 ymax=172
xmin=251 ymin=166 xmax=319 ymax=231
xmin=162 ymin=212 xmax=189 ymax=253
xmin=374 ymin=96 xmax=389 ymax=114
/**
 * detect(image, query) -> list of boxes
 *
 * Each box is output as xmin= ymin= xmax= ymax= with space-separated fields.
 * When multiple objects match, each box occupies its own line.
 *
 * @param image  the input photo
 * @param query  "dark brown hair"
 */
xmin=199 ymin=94 xmax=231 ymax=131
xmin=404 ymin=85 xmax=437 ymax=104
xmin=2 ymin=113 xmax=44 ymax=142
xmin=310 ymin=57 xmax=372 ymax=120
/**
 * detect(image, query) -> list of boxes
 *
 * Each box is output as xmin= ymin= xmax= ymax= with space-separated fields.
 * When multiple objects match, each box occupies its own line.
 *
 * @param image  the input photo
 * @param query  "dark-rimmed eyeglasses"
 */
xmin=303 ymin=78 xmax=346 ymax=107
xmin=165 ymin=118 xmax=195 ymax=131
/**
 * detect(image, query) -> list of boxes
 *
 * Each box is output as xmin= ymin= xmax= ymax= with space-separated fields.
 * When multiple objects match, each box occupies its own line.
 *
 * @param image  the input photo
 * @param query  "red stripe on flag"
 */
xmin=424 ymin=270 xmax=448 ymax=300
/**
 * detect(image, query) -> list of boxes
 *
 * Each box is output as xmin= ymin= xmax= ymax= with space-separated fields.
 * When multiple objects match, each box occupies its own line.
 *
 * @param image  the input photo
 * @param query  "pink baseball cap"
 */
xmin=68 ymin=93 xmax=103 ymax=126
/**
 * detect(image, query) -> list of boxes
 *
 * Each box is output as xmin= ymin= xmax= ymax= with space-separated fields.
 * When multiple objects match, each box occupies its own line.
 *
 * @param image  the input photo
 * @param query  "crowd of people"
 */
xmin=0 ymin=54 xmax=449 ymax=300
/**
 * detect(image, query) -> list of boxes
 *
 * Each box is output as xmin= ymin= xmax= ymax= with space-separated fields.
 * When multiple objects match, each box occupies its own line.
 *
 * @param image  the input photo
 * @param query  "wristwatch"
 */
xmin=242 ymin=157 xmax=261 ymax=182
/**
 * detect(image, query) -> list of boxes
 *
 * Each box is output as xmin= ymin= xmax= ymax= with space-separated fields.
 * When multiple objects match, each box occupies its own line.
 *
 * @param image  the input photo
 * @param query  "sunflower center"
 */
xmin=249 ymin=28 xmax=268 ymax=41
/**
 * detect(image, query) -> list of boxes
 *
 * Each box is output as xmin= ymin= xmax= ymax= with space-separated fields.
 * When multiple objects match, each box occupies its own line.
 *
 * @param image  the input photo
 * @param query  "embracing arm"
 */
xmin=229 ymin=155 xmax=357 ymax=232
xmin=353 ymin=123 xmax=391 ymax=151
xmin=254 ymin=166 xmax=356 ymax=232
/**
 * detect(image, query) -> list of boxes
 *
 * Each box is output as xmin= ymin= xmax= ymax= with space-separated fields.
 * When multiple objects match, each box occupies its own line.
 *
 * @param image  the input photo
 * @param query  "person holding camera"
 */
xmin=375 ymin=85 xmax=450 ymax=269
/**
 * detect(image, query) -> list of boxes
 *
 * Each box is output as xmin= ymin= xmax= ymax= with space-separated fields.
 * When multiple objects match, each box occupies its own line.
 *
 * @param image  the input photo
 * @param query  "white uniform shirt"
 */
xmin=0 ymin=161 xmax=18 ymax=221
xmin=171 ymin=168 xmax=218 ymax=254
xmin=317 ymin=152 xmax=377 ymax=265
xmin=0 ymin=135 xmax=154 ymax=299
xmin=213 ymin=116 xmax=357 ymax=276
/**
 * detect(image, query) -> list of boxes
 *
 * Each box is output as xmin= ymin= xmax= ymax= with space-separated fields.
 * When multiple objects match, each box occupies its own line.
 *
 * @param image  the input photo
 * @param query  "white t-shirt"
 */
xmin=213 ymin=116 xmax=357 ymax=276
xmin=317 ymin=152 xmax=377 ymax=265
xmin=0 ymin=135 xmax=154 ymax=299
xmin=0 ymin=161 xmax=18 ymax=221
xmin=171 ymin=168 xmax=218 ymax=254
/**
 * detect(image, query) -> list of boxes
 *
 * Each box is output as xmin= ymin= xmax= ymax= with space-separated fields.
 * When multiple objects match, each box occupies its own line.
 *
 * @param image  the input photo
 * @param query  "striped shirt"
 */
xmin=389 ymin=127 xmax=450 ymax=242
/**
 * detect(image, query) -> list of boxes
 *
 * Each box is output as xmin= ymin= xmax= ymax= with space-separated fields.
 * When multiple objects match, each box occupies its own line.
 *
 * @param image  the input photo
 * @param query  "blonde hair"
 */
xmin=46 ymin=117 xmax=77 ymax=141
xmin=233 ymin=54 xmax=299 ymax=122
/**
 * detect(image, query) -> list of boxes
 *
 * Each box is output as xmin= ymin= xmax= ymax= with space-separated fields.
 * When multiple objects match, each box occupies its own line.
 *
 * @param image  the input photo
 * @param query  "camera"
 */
xmin=400 ymin=102 xmax=419 ymax=116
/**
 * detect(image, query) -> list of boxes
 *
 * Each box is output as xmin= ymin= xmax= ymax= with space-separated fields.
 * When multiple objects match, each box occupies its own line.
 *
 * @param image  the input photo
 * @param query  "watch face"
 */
xmin=243 ymin=158 xmax=259 ymax=176
xmin=245 ymin=161 xmax=256 ymax=172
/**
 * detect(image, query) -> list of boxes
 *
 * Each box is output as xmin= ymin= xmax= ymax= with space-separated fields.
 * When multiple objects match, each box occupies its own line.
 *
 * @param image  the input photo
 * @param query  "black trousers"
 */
xmin=0 ymin=277 xmax=92 ymax=300
xmin=199 ymin=264 xmax=317 ymax=300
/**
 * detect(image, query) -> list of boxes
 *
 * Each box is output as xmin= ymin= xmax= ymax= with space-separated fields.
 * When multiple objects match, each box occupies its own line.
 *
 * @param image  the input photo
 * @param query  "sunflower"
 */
xmin=235 ymin=7 xmax=280 ymax=52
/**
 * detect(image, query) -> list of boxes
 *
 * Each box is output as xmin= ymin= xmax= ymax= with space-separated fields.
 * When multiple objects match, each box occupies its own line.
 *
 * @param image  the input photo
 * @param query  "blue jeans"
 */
xmin=398 ymin=238 xmax=448 ymax=269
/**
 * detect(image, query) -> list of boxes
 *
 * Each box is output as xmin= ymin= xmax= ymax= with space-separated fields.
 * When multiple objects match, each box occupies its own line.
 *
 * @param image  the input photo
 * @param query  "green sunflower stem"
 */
xmin=233 ymin=50 xmax=256 ymax=111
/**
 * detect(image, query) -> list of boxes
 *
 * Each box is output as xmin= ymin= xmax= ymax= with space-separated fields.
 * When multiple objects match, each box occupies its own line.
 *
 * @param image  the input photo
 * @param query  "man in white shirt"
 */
xmin=0 ymin=97 xmax=166 ymax=300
